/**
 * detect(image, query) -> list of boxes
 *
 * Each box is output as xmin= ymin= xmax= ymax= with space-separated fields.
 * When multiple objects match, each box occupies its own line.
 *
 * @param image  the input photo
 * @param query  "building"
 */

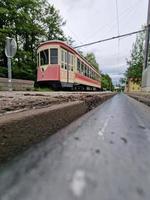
xmin=142 ymin=0 xmax=150 ymax=92
xmin=125 ymin=78 xmax=141 ymax=92
xmin=142 ymin=61 xmax=150 ymax=92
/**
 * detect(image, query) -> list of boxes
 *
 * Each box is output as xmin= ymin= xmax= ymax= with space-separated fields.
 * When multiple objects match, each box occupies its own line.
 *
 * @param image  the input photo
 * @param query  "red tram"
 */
xmin=37 ymin=40 xmax=101 ymax=90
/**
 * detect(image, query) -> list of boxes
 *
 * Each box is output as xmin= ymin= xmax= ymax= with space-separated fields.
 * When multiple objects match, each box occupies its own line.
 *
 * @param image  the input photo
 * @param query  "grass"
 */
xmin=34 ymin=87 xmax=54 ymax=92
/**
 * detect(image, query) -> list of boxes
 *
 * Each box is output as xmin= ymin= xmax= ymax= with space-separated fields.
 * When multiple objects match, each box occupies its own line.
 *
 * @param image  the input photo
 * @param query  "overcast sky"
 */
xmin=49 ymin=0 xmax=148 ymax=84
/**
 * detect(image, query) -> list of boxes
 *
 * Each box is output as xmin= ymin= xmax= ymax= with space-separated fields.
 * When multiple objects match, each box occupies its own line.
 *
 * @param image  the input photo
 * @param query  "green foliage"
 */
xmin=119 ymin=77 xmax=126 ymax=85
xmin=34 ymin=87 xmax=53 ymax=92
xmin=0 ymin=66 xmax=7 ymax=77
xmin=84 ymin=52 xmax=114 ymax=91
xmin=84 ymin=52 xmax=99 ymax=72
xmin=101 ymin=73 xmax=114 ymax=91
xmin=42 ymin=4 xmax=66 ymax=41
xmin=0 ymin=0 xmax=67 ymax=80
xmin=125 ymin=31 xmax=145 ymax=80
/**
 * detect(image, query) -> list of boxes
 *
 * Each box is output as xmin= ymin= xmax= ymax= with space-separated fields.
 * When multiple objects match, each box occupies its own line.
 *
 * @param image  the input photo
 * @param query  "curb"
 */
xmin=0 ymin=94 xmax=115 ymax=165
xmin=127 ymin=94 xmax=150 ymax=106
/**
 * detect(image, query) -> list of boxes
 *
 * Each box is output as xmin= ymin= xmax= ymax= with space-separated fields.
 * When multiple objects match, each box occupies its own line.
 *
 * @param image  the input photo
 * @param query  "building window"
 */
xmin=40 ymin=49 xmax=49 ymax=65
xmin=50 ymin=48 xmax=58 ymax=64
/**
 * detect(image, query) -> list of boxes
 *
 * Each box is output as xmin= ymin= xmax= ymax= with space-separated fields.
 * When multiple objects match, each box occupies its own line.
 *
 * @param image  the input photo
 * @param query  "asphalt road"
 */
xmin=0 ymin=93 xmax=150 ymax=200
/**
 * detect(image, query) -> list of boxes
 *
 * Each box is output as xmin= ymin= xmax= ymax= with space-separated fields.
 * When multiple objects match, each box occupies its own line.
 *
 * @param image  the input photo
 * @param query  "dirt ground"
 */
xmin=0 ymin=91 xmax=112 ymax=115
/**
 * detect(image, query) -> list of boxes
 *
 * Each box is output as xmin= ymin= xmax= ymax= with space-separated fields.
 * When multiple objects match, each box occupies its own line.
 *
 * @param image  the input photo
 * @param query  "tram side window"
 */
xmin=90 ymin=70 xmax=92 ymax=78
xmin=89 ymin=69 xmax=91 ymax=78
xmin=37 ymin=53 xmax=39 ymax=67
xmin=91 ymin=70 xmax=93 ymax=79
xmin=87 ymin=67 xmax=89 ymax=77
xmin=96 ymin=74 xmax=98 ymax=80
xmin=61 ymin=50 xmax=64 ymax=68
xmin=61 ymin=49 xmax=68 ymax=69
xmin=84 ymin=65 xmax=86 ymax=76
xmin=77 ymin=59 xmax=80 ymax=72
xmin=65 ymin=51 xmax=67 ymax=69
xmin=81 ymin=62 xmax=84 ymax=74
xmin=72 ymin=56 xmax=74 ymax=71
xmin=85 ymin=66 xmax=88 ymax=77
xmin=93 ymin=72 xmax=95 ymax=80
xmin=86 ymin=67 xmax=88 ymax=77
xmin=70 ymin=54 xmax=74 ymax=71
xmin=95 ymin=74 xmax=97 ymax=80
xmin=92 ymin=71 xmax=93 ymax=79
xmin=67 ymin=53 xmax=69 ymax=70
xmin=50 ymin=48 xmax=58 ymax=64
xmin=40 ymin=49 xmax=49 ymax=65
xmin=83 ymin=64 xmax=85 ymax=75
xmin=85 ymin=66 xmax=86 ymax=76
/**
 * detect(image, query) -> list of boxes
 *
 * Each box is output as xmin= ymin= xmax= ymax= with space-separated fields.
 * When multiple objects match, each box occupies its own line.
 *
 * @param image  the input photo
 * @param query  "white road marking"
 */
xmin=70 ymin=170 xmax=86 ymax=197
xmin=98 ymin=117 xmax=110 ymax=138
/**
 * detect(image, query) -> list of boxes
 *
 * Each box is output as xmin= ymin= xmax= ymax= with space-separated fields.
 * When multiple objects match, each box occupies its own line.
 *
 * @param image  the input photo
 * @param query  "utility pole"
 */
xmin=142 ymin=0 xmax=150 ymax=91
xmin=144 ymin=0 xmax=150 ymax=69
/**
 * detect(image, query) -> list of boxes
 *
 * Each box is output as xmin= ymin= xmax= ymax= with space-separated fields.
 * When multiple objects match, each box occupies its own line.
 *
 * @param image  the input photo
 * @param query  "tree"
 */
xmin=125 ymin=31 xmax=145 ymax=81
xmin=119 ymin=77 xmax=126 ymax=85
xmin=42 ymin=4 xmax=66 ymax=41
xmin=0 ymin=0 xmax=67 ymax=80
xmin=101 ymin=73 xmax=114 ymax=91
xmin=85 ymin=52 xmax=99 ymax=72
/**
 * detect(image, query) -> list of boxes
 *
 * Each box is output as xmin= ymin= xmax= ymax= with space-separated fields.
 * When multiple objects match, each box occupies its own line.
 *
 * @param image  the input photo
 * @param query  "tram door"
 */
xmin=66 ymin=51 xmax=75 ymax=87
xmin=67 ymin=52 xmax=75 ymax=85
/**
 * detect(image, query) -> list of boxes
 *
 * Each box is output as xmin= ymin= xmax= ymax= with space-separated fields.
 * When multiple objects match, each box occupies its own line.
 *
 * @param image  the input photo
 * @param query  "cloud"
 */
xmin=101 ymin=64 xmax=126 ymax=73
xmin=48 ymin=0 xmax=148 ymax=83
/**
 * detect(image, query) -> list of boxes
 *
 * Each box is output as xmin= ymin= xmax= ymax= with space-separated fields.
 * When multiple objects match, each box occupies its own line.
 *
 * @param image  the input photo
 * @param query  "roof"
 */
xmin=38 ymin=40 xmax=100 ymax=75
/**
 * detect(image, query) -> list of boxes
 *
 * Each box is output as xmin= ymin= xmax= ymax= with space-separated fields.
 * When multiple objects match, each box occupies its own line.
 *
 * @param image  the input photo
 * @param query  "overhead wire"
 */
xmin=84 ymin=0 xmax=141 ymax=41
xmin=74 ymin=28 xmax=146 ymax=48
xmin=115 ymin=0 xmax=120 ymax=66
xmin=65 ymin=24 xmax=85 ymax=45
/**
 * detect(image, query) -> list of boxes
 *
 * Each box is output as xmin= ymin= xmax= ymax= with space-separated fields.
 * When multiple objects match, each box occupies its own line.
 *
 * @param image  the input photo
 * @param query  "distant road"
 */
xmin=0 ymin=94 xmax=150 ymax=200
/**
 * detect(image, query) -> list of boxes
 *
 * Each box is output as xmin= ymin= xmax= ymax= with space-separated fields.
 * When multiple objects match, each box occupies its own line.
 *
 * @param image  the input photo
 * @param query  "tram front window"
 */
xmin=50 ymin=48 xmax=58 ymax=64
xmin=40 ymin=49 xmax=49 ymax=66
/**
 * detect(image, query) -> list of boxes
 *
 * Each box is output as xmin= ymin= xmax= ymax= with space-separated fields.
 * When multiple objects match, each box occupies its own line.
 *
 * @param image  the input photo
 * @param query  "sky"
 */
xmin=49 ymin=0 xmax=148 ymax=84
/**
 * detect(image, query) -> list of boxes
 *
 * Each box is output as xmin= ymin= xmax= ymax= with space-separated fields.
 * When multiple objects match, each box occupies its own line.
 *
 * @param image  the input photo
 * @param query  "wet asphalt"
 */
xmin=0 ymin=93 xmax=150 ymax=200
